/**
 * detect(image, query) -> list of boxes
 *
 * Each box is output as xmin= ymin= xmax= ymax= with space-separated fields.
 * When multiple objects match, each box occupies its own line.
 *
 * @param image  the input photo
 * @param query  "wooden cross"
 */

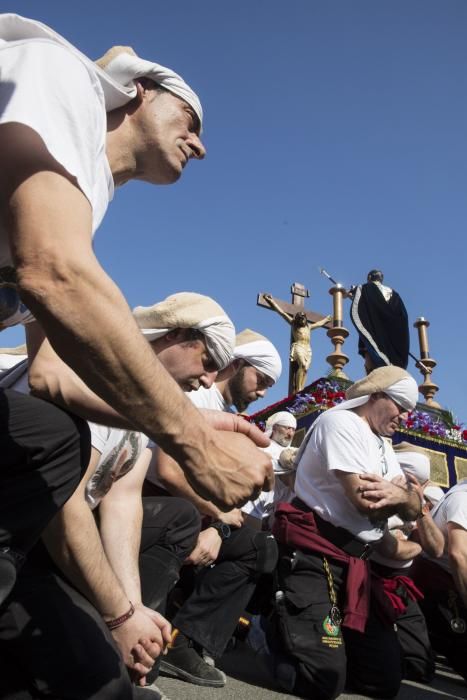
xmin=257 ymin=283 xmax=331 ymax=395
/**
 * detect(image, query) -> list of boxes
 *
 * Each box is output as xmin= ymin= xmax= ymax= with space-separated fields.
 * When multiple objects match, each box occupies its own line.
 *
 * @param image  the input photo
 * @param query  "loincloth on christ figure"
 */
xmin=290 ymin=342 xmax=311 ymax=370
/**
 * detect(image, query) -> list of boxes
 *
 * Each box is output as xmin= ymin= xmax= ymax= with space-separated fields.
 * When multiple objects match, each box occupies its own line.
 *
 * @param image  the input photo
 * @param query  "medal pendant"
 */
xmin=450 ymin=617 xmax=466 ymax=634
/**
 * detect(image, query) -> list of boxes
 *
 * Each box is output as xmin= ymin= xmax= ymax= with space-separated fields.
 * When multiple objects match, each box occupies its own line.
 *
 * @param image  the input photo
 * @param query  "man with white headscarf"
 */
xmin=142 ymin=329 xmax=281 ymax=687
xmin=270 ymin=366 xmax=423 ymax=700
xmin=0 ymin=11 xmax=273 ymax=682
xmin=188 ymin=328 xmax=282 ymax=412
xmin=243 ymin=411 xmax=298 ymax=527
xmin=411 ymin=479 xmax=467 ymax=683
xmin=0 ymin=292 xmax=237 ymax=699
xmin=368 ymin=442 xmax=445 ymax=684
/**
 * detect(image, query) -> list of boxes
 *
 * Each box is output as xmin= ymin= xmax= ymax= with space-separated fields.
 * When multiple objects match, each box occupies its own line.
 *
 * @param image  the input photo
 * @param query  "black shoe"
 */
xmin=160 ymin=636 xmax=226 ymax=687
xmin=0 ymin=547 xmax=24 ymax=606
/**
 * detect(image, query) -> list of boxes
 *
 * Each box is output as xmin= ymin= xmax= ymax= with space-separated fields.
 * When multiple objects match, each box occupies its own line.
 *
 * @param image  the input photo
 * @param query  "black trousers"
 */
xmin=0 ymin=496 xmax=200 ymax=698
xmin=274 ymin=549 xmax=403 ymax=700
xmin=140 ymin=496 xmax=201 ymax=615
xmin=0 ymin=389 xmax=89 ymax=555
xmin=173 ymin=525 xmax=278 ymax=658
xmin=418 ymin=586 xmax=467 ymax=682
xmin=370 ymin=562 xmax=435 ymax=683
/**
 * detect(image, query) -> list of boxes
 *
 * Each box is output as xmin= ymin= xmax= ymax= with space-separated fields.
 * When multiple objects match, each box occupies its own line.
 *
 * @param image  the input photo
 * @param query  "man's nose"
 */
xmin=188 ymin=134 xmax=206 ymax=160
xmin=200 ymin=370 xmax=217 ymax=389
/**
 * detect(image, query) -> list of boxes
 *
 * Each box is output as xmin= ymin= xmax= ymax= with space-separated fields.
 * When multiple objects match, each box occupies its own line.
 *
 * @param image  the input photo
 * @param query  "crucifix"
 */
xmin=257 ymin=283 xmax=331 ymax=395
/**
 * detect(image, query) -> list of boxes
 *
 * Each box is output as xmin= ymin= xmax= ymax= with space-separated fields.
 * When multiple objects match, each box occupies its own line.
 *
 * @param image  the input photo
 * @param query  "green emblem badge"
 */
xmin=323 ymin=614 xmax=341 ymax=637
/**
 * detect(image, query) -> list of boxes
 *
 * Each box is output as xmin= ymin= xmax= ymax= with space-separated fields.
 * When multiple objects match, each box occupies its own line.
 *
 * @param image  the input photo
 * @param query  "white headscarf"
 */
xmin=294 ymin=367 xmax=418 ymax=468
xmin=265 ymin=411 xmax=297 ymax=437
xmin=395 ymin=452 xmax=430 ymax=484
xmin=331 ymin=366 xmax=419 ymax=414
xmin=0 ymin=14 xmax=202 ymax=126
xmin=233 ymin=329 xmax=282 ymax=383
xmin=133 ymin=292 xmax=234 ymax=370
xmin=423 ymin=485 xmax=445 ymax=507
xmin=96 ymin=46 xmax=203 ymax=129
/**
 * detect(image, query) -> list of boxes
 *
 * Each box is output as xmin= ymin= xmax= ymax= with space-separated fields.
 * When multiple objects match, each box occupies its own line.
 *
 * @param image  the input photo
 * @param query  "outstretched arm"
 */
xmin=309 ymin=315 xmax=332 ymax=330
xmin=1 ymin=123 xmax=273 ymax=510
xmin=263 ymin=294 xmax=293 ymax=324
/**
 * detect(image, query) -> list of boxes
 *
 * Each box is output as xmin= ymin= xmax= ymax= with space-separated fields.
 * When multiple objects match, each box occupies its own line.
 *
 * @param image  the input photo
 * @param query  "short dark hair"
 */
xmin=367 ymin=269 xmax=384 ymax=283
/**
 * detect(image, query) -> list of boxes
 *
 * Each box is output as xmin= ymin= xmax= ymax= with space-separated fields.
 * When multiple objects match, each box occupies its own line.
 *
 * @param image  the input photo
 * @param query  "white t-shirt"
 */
xmin=294 ymin=409 xmax=403 ymax=543
xmin=0 ymin=37 xmax=113 ymax=329
xmin=188 ymin=384 xmax=232 ymax=412
xmin=0 ymin=353 xmax=27 ymax=372
xmin=242 ymin=439 xmax=294 ymax=522
xmin=86 ymin=423 xmax=149 ymax=509
xmin=425 ymin=481 xmax=467 ymax=574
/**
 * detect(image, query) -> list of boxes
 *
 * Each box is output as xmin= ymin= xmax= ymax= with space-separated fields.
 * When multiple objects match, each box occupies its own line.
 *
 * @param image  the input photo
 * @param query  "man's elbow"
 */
xmin=28 ymin=359 xmax=63 ymax=404
xmin=16 ymin=257 xmax=82 ymax=316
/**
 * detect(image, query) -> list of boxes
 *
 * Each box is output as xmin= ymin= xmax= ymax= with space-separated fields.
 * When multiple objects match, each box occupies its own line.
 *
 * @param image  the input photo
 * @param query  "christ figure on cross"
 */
xmin=264 ymin=294 xmax=331 ymax=394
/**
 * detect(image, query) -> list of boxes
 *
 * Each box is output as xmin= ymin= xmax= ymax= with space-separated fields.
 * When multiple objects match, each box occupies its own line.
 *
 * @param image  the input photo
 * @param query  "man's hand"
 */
xmin=359 ymin=473 xmax=408 ymax=510
xmin=217 ymin=508 xmax=245 ymax=527
xmin=184 ymin=430 xmax=274 ymax=510
xmin=200 ymin=409 xmax=270 ymax=448
xmin=359 ymin=473 xmax=420 ymax=521
xmin=185 ymin=527 xmax=222 ymax=567
xmin=111 ymin=605 xmax=172 ymax=686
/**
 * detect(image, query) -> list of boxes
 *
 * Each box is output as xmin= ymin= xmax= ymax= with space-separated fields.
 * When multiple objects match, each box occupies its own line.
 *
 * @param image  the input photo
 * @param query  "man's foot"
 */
xmin=160 ymin=633 xmax=226 ymax=687
xmin=0 ymin=547 xmax=24 ymax=606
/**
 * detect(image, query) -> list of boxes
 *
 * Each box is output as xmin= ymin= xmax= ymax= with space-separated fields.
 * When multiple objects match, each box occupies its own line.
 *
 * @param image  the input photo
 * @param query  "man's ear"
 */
xmin=164 ymin=328 xmax=183 ymax=343
xmin=215 ymin=358 xmax=243 ymax=382
xmin=134 ymin=81 xmax=146 ymax=104
xmin=233 ymin=358 xmax=245 ymax=371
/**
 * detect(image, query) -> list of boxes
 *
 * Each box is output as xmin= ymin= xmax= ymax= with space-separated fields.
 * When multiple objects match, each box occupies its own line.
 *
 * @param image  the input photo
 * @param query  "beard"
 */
xmin=228 ymin=368 xmax=254 ymax=413
xmin=273 ymin=434 xmax=292 ymax=448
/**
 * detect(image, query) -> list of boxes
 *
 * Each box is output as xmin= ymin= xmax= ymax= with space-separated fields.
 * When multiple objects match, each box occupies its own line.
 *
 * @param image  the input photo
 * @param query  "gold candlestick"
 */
xmin=414 ymin=317 xmax=440 ymax=408
xmin=327 ymin=285 xmax=349 ymax=378
xmin=332 ymin=283 xmax=344 ymax=327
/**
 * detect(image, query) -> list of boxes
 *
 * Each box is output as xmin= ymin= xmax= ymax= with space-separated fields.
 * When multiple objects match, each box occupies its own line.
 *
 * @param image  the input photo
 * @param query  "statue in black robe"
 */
xmin=350 ymin=270 xmax=409 ymax=373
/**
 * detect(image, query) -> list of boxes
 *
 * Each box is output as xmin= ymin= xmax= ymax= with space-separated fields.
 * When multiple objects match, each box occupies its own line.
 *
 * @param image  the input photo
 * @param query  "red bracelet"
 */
xmin=105 ymin=602 xmax=135 ymax=631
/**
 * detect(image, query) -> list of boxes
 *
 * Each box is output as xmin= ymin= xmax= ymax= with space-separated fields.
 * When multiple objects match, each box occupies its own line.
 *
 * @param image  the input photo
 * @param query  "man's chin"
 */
xmin=152 ymin=161 xmax=183 ymax=185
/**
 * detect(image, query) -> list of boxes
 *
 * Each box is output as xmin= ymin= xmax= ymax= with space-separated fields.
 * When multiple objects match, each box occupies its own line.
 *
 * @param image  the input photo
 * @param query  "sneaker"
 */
xmin=160 ymin=637 xmax=226 ymax=687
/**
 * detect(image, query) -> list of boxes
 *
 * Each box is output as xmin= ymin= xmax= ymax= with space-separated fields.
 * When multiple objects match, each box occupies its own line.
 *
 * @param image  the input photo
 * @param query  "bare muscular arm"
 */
xmin=0 ymin=123 xmax=273 ymax=508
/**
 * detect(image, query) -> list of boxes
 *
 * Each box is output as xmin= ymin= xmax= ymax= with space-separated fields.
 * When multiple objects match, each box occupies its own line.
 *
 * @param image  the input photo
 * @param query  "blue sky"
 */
xmin=3 ymin=1 xmax=467 ymax=421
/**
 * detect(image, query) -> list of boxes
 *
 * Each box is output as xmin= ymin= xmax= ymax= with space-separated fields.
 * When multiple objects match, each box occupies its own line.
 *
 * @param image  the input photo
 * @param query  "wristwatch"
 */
xmin=210 ymin=521 xmax=231 ymax=541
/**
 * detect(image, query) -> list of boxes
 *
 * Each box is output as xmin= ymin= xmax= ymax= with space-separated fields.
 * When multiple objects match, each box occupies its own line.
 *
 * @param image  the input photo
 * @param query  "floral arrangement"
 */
xmin=252 ymin=377 xmax=467 ymax=448
xmin=401 ymin=409 xmax=467 ymax=446
xmin=287 ymin=379 xmax=346 ymax=414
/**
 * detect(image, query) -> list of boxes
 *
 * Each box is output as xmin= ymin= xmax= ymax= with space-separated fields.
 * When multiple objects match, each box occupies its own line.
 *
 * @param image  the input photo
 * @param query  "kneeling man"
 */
xmin=272 ymin=366 xmax=422 ymax=700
